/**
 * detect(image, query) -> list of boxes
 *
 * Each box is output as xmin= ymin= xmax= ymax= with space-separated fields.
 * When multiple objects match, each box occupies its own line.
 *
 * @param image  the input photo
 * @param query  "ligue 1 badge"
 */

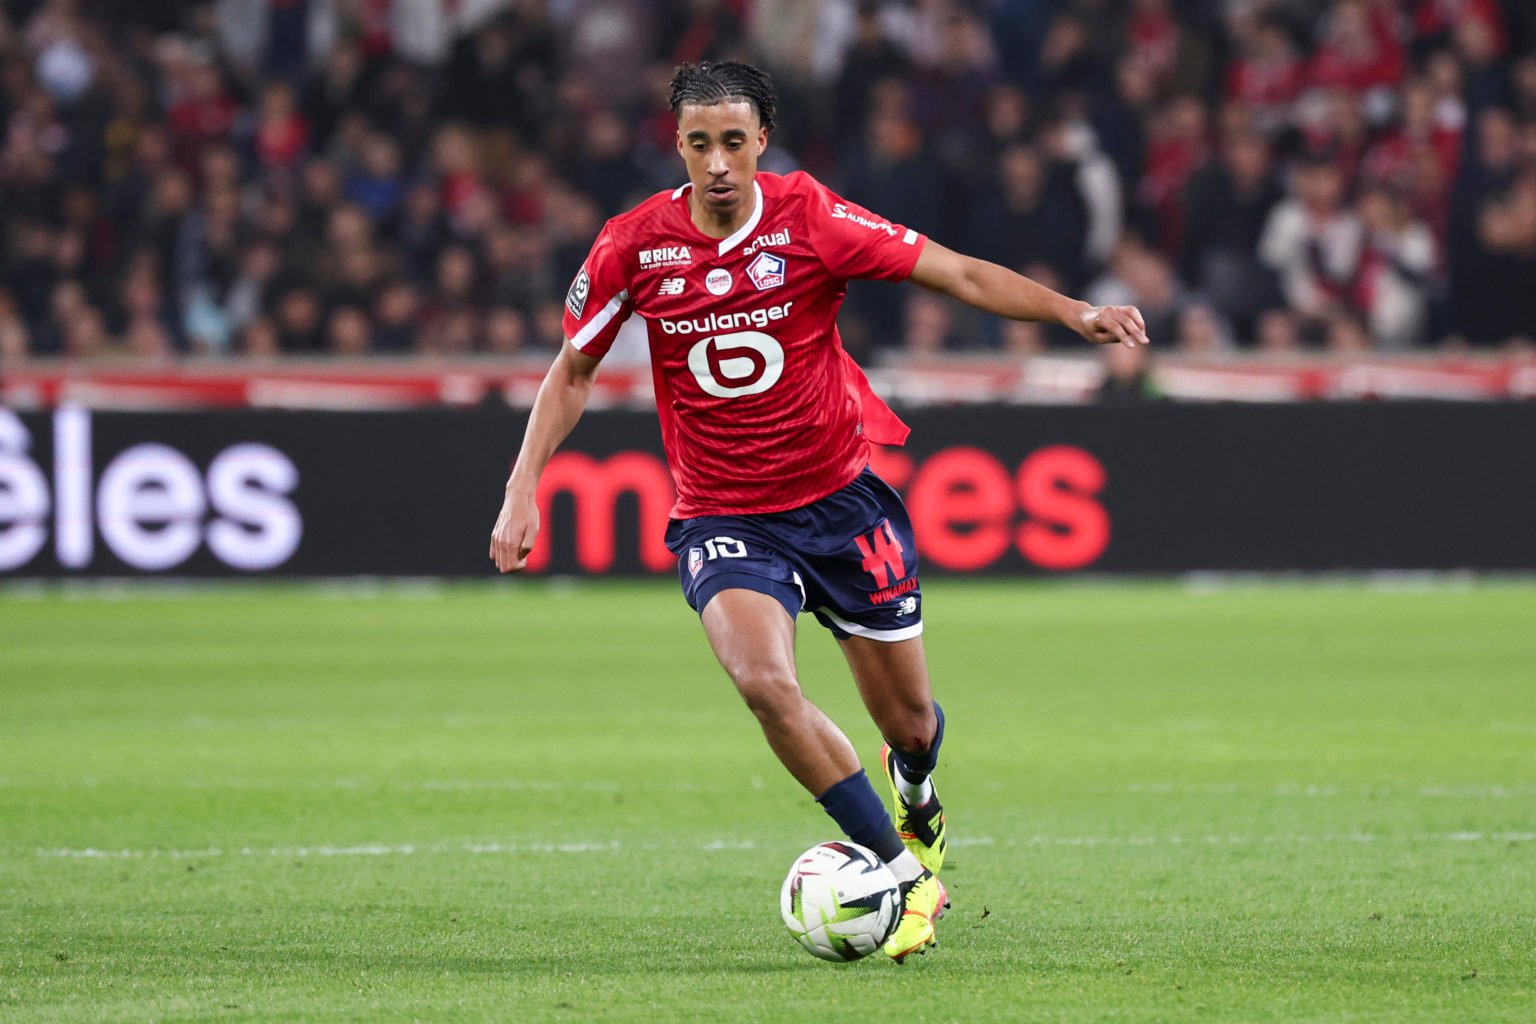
xmin=688 ymin=547 xmax=705 ymax=578
xmin=566 ymin=268 xmax=590 ymax=317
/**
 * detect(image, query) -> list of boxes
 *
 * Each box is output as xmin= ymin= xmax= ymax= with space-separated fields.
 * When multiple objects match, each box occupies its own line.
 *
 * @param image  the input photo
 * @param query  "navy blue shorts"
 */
xmin=665 ymin=467 xmax=922 ymax=642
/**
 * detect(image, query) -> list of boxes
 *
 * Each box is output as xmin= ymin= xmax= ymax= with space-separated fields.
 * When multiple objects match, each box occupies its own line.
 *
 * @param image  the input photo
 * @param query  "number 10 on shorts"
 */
xmin=704 ymin=537 xmax=747 ymax=559
xmin=688 ymin=536 xmax=747 ymax=578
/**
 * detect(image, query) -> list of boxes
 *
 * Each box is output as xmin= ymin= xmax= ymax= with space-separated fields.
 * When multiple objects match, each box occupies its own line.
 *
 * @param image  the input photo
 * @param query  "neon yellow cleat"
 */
xmin=882 ymin=868 xmax=949 ymax=963
xmin=880 ymin=742 xmax=947 ymax=875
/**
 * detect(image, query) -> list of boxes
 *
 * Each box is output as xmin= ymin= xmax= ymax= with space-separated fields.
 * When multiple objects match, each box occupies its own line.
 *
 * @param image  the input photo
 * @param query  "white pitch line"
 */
xmin=6 ymin=778 xmax=1535 ymax=798
xmin=0 ymin=777 xmax=707 ymax=793
xmin=32 ymin=832 xmax=1536 ymax=860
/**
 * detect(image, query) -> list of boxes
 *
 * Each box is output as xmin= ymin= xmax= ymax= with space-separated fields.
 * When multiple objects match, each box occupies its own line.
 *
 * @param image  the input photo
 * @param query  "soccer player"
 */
xmin=490 ymin=61 xmax=1147 ymax=962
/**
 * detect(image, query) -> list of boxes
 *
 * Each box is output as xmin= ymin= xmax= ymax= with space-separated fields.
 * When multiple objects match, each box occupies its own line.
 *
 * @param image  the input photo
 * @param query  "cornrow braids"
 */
xmin=668 ymin=61 xmax=777 ymax=133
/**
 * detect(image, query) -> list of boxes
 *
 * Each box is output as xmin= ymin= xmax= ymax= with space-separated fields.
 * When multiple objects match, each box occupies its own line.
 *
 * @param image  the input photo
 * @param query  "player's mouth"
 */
xmin=704 ymin=183 xmax=736 ymax=203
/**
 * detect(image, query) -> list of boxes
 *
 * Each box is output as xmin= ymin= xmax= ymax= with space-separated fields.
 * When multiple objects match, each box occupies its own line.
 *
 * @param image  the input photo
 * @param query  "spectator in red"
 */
xmin=1225 ymin=16 xmax=1307 ymax=137
xmin=1411 ymin=0 xmax=1508 ymax=58
xmin=1125 ymin=0 xmax=1205 ymax=95
xmin=1309 ymin=0 xmax=1405 ymax=97
xmin=1363 ymin=78 xmax=1461 ymax=235
xmin=1137 ymin=95 xmax=1209 ymax=256
xmin=165 ymin=60 xmax=237 ymax=175
xmin=432 ymin=124 xmax=484 ymax=229
xmin=253 ymin=81 xmax=309 ymax=170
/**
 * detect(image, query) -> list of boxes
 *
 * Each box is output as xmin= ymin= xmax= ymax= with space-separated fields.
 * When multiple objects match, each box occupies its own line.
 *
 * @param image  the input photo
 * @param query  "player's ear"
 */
xmin=756 ymin=128 xmax=767 ymax=155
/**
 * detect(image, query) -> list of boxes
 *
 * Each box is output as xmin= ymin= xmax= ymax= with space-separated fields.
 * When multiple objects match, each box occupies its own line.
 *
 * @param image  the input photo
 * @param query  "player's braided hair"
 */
xmin=667 ymin=61 xmax=777 ymax=133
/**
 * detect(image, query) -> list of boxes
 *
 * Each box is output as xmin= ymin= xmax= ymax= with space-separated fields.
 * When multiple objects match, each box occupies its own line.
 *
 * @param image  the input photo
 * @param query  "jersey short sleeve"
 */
xmin=801 ymin=175 xmax=927 ymax=283
xmin=561 ymin=224 xmax=634 ymax=358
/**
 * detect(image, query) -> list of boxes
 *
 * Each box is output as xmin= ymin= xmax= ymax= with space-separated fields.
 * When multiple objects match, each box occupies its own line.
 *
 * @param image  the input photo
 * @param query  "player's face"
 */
xmin=676 ymin=101 xmax=766 ymax=223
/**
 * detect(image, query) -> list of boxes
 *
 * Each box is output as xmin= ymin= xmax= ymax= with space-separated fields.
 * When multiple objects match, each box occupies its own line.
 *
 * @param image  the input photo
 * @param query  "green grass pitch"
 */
xmin=3 ymin=579 xmax=1534 ymax=1022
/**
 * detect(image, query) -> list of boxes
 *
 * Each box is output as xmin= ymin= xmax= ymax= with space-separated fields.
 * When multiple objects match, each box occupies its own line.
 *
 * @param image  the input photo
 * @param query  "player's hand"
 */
xmin=489 ymin=490 xmax=538 ymax=573
xmin=1076 ymin=304 xmax=1149 ymax=349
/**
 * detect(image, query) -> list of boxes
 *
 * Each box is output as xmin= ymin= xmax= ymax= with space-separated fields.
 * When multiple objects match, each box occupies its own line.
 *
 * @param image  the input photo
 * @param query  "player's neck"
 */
xmin=687 ymin=184 xmax=757 ymax=240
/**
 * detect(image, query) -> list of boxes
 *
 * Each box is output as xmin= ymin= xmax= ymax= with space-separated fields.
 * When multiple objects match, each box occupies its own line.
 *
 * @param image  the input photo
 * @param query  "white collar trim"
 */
xmin=671 ymin=181 xmax=765 ymax=255
xmin=717 ymin=182 xmax=764 ymax=256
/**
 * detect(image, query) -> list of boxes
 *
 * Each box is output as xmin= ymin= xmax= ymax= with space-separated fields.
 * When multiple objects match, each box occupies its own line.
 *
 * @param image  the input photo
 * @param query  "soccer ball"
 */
xmin=780 ymin=841 xmax=900 ymax=962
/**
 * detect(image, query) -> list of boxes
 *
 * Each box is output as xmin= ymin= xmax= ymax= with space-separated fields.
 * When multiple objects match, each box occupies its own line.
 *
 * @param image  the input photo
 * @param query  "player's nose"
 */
xmin=707 ymin=148 xmax=730 ymax=176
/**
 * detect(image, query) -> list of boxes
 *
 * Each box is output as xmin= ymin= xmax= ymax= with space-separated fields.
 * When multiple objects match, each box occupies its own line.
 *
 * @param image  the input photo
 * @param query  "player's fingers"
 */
xmin=1106 ymin=318 xmax=1136 ymax=348
xmin=1114 ymin=310 xmax=1147 ymax=348
xmin=1119 ymin=308 xmax=1149 ymax=346
xmin=493 ymin=533 xmax=516 ymax=573
xmin=508 ymin=526 xmax=535 ymax=572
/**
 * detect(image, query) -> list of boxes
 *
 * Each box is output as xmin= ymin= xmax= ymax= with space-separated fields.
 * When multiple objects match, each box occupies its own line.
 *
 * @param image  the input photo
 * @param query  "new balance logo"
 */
xmin=658 ymin=278 xmax=685 ymax=296
xmin=639 ymin=246 xmax=692 ymax=267
xmin=898 ymin=596 xmax=918 ymax=616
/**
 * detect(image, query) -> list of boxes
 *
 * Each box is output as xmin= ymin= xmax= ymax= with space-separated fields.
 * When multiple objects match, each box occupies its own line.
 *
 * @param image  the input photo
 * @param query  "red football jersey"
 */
xmin=562 ymin=171 xmax=926 ymax=517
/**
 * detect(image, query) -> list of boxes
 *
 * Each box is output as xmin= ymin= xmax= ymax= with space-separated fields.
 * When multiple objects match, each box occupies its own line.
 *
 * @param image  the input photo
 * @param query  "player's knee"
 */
xmin=884 ymin=703 xmax=936 ymax=754
xmin=729 ymin=664 xmax=803 ymax=727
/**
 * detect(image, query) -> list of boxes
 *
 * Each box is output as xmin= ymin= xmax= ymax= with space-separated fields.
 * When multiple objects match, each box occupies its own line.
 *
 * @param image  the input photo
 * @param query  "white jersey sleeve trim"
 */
xmin=569 ymin=290 xmax=630 ymax=352
xmin=815 ymin=606 xmax=923 ymax=642
xmin=717 ymin=182 xmax=766 ymax=256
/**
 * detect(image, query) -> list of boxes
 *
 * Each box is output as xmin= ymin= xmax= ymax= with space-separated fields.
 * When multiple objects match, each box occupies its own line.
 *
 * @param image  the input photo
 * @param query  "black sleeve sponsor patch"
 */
xmin=566 ymin=268 xmax=591 ymax=318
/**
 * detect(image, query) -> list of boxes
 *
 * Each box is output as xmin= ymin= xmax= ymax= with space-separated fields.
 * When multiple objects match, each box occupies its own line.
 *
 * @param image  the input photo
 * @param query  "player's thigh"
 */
xmin=837 ymin=633 xmax=936 ymax=749
xmin=667 ymin=515 xmax=805 ymax=693
xmin=701 ymin=588 xmax=801 ymax=711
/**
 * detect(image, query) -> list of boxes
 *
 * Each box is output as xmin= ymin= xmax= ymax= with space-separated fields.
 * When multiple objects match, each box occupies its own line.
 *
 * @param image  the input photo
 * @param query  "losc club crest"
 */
xmin=747 ymin=252 xmax=786 ymax=291
xmin=688 ymin=547 xmax=705 ymax=578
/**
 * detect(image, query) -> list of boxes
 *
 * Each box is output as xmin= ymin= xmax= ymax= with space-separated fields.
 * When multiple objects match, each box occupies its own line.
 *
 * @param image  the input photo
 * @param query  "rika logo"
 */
xmin=639 ymin=246 xmax=692 ymax=268
xmin=747 ymin=252 xmax=786 ymax=291
xmin=565 ymin=268 xmax=590 ymax=318
xmin=688 ymin=547 xmax=704 ymax=578
xmin=658 ymin=277 xmax=686 ymax=296
xmin=705 ymin=268 xmax=733 ymax=295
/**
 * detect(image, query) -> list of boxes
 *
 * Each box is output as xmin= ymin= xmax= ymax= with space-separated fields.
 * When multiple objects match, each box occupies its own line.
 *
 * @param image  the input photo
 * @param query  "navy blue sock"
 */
xmin=815 ymin=770 xmax=905 ymax=864
xmin=893 ymin=700 xmax=945 ymax=780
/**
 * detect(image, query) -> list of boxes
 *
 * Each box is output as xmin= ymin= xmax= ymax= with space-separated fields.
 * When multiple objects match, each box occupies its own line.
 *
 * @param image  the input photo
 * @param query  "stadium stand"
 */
xmin=0 ymin=0 xmax=1533 ymax=370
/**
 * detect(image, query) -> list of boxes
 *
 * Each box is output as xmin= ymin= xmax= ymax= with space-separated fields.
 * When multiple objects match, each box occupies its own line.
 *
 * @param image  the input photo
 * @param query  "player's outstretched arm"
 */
xmin=490 ymin=341 xmax=602 ymax=573
xmin=908 ymin=240 xmax=1149 ymax=348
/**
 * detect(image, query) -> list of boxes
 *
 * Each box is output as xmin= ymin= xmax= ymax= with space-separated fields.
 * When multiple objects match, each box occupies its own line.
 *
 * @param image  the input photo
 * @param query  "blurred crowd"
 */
xmin=1 ymin=0 xmax=1534 ymax=363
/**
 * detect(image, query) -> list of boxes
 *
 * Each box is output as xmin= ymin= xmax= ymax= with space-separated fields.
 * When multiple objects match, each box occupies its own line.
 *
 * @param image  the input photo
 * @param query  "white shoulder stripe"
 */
xmin=569 ymin=290 xmax=630 ymax=351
